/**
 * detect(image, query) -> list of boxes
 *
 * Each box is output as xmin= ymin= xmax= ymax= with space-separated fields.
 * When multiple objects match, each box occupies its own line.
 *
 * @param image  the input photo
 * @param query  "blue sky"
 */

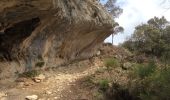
xmin=104 ymin=0 xmax=170 ymax=45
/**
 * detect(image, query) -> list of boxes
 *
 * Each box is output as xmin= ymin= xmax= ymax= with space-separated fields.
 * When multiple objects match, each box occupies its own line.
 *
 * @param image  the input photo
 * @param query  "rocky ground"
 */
xmin=0 ymin=58 xmax=98 ymax=100
xmin=0 ymin=44 xmax=130 ymax=100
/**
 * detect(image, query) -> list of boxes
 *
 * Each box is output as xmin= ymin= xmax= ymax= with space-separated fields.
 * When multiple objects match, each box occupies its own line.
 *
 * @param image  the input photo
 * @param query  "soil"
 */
xmin=0 ymin=58 xmax=103 ymax=100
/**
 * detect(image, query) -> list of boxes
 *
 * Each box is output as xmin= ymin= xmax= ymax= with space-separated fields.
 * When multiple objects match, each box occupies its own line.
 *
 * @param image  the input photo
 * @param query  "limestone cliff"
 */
xmin=0 ymin=0 xmax=115 ymax=78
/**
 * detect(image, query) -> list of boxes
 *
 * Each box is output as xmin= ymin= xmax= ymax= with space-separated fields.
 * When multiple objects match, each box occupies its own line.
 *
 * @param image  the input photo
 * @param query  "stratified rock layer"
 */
xmin=0 ymin=0 xmax=115 ymax=78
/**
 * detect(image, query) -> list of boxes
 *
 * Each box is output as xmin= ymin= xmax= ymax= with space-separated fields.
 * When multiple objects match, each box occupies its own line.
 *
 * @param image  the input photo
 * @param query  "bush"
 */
xmin=83 ymin=76 xmax=95 ymax=87
xmin=104 ymin=58 xmax=120 ymax=70
xmin=161 ymin=51 xmax=170 ymax=66
xmin=134 ymin=61 xmax=156 ymax=79
xmin=106 ymin=83 xmax=138 ymax=100
xmin=94 ymin=92 xmax=104 ymax=100
xmin=129 ymin=61 xmax=170 ymax=100
xmin=98 ymin=79 xmax=109 ymax=91
xmin=139 ymin=67 xmax=170 ymax=100
xmin=19 ymin=70 xmax=40 ymax=78
xmin=35 ymin=61 xmax=45 ymax=68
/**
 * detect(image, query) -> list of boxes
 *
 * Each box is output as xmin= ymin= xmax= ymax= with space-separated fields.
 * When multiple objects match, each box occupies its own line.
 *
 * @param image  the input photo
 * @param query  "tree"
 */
xmin=99 ymin=0 xmax=124 ymax=44
xmin=122 ymin=16 xmax=170 ymax=60
xmin=103 ymin=0 xmax=123 ymax=18
xmin=112 ymin=24 xmax=124 ymax=44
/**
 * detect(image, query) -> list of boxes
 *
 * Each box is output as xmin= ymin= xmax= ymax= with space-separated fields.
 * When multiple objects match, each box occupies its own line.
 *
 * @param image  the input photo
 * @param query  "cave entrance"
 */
xmin=0 ymin=17 xmax=40 ymax=61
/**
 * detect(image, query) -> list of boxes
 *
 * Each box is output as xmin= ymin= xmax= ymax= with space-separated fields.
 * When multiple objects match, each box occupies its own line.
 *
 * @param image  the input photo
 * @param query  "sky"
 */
xmin=104 ymin=0 xmax=170 ymax=45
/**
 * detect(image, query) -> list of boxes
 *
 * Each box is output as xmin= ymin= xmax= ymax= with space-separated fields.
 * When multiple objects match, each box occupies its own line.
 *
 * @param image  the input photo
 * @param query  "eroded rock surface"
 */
xmin=0 ymin=0 xmax=115 ymax=78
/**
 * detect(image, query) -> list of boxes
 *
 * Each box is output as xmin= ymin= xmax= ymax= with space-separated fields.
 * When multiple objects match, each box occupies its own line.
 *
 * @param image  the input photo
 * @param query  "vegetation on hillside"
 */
xmin=122 ymin=16 xmax=170 ymax=65
xmin=118 ymin=16 xmax=170 ymax=100
xmin=80 ymin=16 xmax=170 ymax=100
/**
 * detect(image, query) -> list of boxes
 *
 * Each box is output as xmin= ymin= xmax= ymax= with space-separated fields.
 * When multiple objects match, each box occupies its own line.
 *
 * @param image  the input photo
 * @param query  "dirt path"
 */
xmin=0 ymin=58 xmax=103 ymax=100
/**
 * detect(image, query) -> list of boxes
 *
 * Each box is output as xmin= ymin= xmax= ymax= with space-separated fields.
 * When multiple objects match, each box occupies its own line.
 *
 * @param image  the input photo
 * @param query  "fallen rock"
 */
xmin=54 ymin=97 xmax=58 ymax=99
xmin=0 ymin=92 xmax=7 ymax=98
xmin=96 ymin=51 xmax=101 ymax=56
xmin=34 ymin=79 xmax=41 ymax=83
xmin=33 ymin=74 xmax=46 ymax=83
xmin=122 ymin=62 xmax=132 ymax=70
xmin=38 ymin=99 xmax=46 ymax=100
xmin=25 ymin=95 xmax=38 ymax=100
xmin=45 ymin=91 xmax=52 ymax=95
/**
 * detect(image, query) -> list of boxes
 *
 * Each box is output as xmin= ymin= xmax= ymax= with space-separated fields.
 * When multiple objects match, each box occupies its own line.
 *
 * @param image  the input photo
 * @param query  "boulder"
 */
xmin=0 ymin=92 xmax=7 ymax=98
xmin=25 ymin=95 xmax=38 ymax=100
xmin=0 ymin=0 xmax=115 ymax=79
xmin=33 ymin=74 xmax=46 ymax=83
xmin=122 ymin=62 xmax=132 ymax=70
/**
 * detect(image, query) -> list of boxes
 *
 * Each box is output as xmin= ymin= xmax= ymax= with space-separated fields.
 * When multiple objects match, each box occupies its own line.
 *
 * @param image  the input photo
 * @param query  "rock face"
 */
xmin=0 ymin=0 xmax=115 ymax=78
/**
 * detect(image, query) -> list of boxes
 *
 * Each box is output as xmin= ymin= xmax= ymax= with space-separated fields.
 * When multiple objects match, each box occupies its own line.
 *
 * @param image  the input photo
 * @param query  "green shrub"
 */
xmin=106 ymin=83 xmax=138 ymax=100
xmin=94 ymin=92 xmax=104 ymax=100
xmin=19 ymin=70 xmax=40 ymax=78
xmin=37 ymin=55 xmax=43 ymax=60
xmin=35 ymin=61 xmax=45 ymax=68
xmin=104 ymin=58 xmax=120 ymax=70
xmin=83 ymin=76 xmax=95 ymax=87
xmin=98 ymin=79 xmax=109 ymax=91
xmin=139 ymin=67 xmax=170 ymax=100
xmin=134 ymin=61 xmax=156 ymax=79
xmin=130 ymin=62 xmax=170 ymax=100
xmin=161 ymin=51 xmax=170 ymax=66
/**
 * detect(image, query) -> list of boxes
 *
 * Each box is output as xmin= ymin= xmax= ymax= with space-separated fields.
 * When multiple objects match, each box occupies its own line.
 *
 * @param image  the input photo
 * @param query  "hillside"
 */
xmin=0 ymin=43 xmax=131 ymax=100
xmin=0 ymin=1 xmax=170 ymax=100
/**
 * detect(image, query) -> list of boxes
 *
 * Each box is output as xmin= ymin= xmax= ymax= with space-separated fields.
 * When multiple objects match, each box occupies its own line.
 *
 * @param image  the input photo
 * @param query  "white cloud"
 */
xmin=105 ymin=0 xmax=170 ymax=45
